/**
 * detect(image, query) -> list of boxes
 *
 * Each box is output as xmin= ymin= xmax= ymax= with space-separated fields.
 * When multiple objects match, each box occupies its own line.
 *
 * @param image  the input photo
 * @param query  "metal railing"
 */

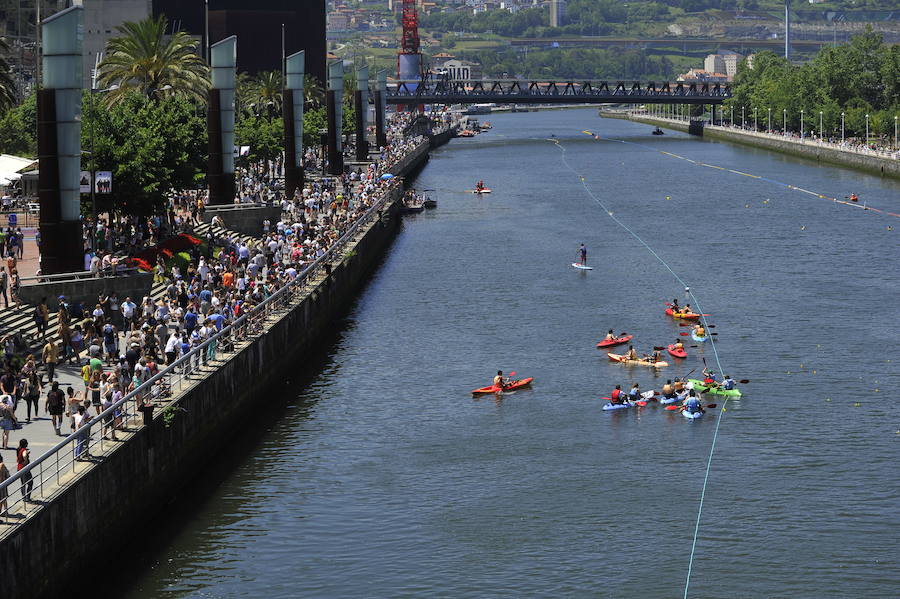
xmin=0 ymin=177 xmax=401 ymax=531
xmin=19 ymin=266 xmax=141 ymax=285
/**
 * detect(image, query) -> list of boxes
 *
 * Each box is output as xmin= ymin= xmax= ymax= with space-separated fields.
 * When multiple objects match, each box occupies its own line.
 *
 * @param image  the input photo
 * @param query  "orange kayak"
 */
xmin=665 ymin=307 xmax=700 ymax=320
xmin=472 ymin=377 xmax=534 ymax=395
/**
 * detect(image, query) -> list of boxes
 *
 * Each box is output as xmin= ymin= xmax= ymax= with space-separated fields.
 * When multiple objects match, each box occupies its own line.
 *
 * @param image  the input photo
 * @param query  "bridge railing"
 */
xmin=389 ymin=78 xmax=731 ymax=99
xmin=0 ymin=177 xmax=401 ymax=532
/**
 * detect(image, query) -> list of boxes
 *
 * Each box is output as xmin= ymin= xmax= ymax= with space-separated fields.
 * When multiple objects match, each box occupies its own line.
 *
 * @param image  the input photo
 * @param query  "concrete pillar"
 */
xmin=208 ymin=36 xmax=236 ymax=204
xmin=38 ymin=6 xmax=83 ymax=274
xmin=283 ymin=50 xmax=305 ymax=200
xmin=354 ymin=65 xmax=369 ymax=161
xmin=326 ymin=60 xmax=344 ymax=175
xmin=374 ymin=69 xmax=387 ymax=149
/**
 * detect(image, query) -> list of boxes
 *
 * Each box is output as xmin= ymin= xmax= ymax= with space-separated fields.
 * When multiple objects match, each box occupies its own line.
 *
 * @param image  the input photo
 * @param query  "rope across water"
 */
xmin=549 ymin=135 xmax=734 ymax=599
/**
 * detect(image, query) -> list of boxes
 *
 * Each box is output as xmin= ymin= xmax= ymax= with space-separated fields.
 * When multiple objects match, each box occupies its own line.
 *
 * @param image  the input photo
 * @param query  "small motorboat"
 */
xmin=423 ymin=196 xmax=437 ymax=208
xmin=652 ymin=127 xmax=664 ymax=136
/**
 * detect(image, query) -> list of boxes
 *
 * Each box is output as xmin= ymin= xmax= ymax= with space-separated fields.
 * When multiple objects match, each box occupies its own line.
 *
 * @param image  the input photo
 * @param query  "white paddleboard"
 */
xmin=572 ymin=263 xmax=593 ymax=270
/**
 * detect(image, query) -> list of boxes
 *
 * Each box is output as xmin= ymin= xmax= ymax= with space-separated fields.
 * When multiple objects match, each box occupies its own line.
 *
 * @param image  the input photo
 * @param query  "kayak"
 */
xmin=683 ymin=409 xmax=703 ymax=420
xmin=659 ymin=396 xmax=678 ymax=405
xmin=597 ymin=334 xmax=633 ymax=348
xmin=665 ymin=308 xmax=700 ymax=320
xmin=687 ymin=379 xmax=742 ymax=397
xmin=602 ymin=401 xmax=632 ymax=411
xmin=471 ymin=377 xmax=533 ymax=396
xmin=667 ymin=344 xmax=687 ymax=358
xmin=607 ymin=353 xmax=669 ymax=368
xmin=572 ymin=263 xmax=593 ymax=270
xmin=691 ymin=331 xmax=708 ymax=343
xmin=473 ymin=188 xmax=492 ymax=194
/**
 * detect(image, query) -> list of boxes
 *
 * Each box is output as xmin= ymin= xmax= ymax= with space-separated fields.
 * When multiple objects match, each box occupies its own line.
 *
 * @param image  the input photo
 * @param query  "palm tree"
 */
xmin=97 ymin=16 xmax=209 ymax=105
xmin=250 ymin=71 xmax=282 ymax=118
xmin=304 ymin=74 xmax=325 ymax=109
xmin=0 ymin=38 xmax=18 ymax=112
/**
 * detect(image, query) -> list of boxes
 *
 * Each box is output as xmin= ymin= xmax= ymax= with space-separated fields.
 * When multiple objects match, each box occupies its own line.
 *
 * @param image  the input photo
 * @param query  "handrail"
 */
xmin=19 ymin=267 xmax=141 ymax=284
xmin=0 ymin=176 xmax=402 ymax=526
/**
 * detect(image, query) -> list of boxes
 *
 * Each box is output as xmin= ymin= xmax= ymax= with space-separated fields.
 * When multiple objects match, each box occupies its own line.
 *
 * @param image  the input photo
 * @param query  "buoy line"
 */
xmin=551 ymin=135 xmax=734 ymax=599
xmin=585 ymin=132 xmax=900 ymax=218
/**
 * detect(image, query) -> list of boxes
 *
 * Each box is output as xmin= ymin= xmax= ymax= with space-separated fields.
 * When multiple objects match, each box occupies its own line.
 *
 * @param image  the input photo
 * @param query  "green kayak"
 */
xmin=688 ymin=379 xmax=742 ymax=398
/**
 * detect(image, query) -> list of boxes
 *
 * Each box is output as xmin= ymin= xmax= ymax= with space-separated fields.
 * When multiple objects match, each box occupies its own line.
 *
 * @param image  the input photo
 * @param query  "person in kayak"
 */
xmin=578 ymin=244 xmax=587 ymax=265
xmin=624 ymin=345 xmax=638 ymax=361
xmin=673 ymin=377 xmax=685 ymax=393
xmin=662 ymin=379 xmax=674 ymax=398
xmin=673 ymin=339 xmax=684 ymax=351
xmin=604 ymin=329 xmax=616 ymax=341
xmin=683 ymin=390 xmax=703 ymax=414
xmin=721 ymin=374 xmax=736 ymax=391
xmin=644 ymin=349 xmax=662 ymax=363
xmin=610 ymin=384 xmax=625 ymax=404
xmin=628 ymin=382 xmax=641 ymax=401
xmin=493 ymin=370 xmax=509 ymax=391
xmin=476 ymin=180 xmax=485 ymax=192
xmin=693 ymin=323 xmax=706 ymax=337
xmin=702 ymin=368 xmax=719 ymax=387
xmin=671 ymin=298 xmax=681 ymax=312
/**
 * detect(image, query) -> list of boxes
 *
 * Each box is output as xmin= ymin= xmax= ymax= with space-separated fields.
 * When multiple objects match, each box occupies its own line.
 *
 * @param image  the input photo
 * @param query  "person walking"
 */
xmin=44 ymin=381 xmax=66 ymax=436
xmin=41 ymin=338 xmax=59 ymax=384
xmin=33 ymin=297 xmax=49 ymax=339
xmin=0 ymin=453 xmax=9 ymax=516
xmin=0 ymin=394 xmax=15 ymax=449
xmin=16 ymin=439 xmax=31 ymax=502
xmin=0 ymin=265 xmax=8 ymax=308
xmin=22 ymin=367 xmax=40 ymax=422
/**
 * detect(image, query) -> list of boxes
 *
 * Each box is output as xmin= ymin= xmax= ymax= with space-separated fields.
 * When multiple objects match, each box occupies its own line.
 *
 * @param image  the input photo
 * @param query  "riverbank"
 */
xmin=0 ymin=134 xmax=446 ymax=599
xmin=600 ymin=109 xmax=900 ymax=180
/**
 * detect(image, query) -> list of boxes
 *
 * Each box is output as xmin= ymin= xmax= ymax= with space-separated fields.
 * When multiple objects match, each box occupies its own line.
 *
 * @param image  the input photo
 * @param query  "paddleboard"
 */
xmin=572 ymin=263 xmax=593 ymax=270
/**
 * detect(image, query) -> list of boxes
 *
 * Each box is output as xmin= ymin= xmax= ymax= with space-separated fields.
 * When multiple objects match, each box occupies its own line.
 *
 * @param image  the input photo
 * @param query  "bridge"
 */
xmin=386 ymin=78 xmax=732 ymax=106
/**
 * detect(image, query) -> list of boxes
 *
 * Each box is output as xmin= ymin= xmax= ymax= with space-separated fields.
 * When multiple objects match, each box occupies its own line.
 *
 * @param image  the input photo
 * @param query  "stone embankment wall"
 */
xmin=0 ymin=137 xmax=452 ymax=599
xmin=18 ymin=272 xmax=154 ymax=313
xmin=202 ymin=204 xmax=282 ymax=236
xmin=601 ymin=110 xmax=900 ymax=180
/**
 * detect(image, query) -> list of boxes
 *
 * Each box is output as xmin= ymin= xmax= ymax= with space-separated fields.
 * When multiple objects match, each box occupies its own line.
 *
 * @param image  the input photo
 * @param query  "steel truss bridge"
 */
xmin=386 ymin=78 xmax=731 ymax=106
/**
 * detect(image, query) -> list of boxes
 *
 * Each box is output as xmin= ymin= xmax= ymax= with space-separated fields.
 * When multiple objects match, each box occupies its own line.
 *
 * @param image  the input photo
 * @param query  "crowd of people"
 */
xmin=0 ymin=114 xmax=423 ymax=487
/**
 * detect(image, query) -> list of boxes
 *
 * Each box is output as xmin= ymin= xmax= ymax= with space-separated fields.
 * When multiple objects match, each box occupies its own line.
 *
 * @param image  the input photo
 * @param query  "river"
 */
xmin=120 ymin=109 xmax=899 ymax=598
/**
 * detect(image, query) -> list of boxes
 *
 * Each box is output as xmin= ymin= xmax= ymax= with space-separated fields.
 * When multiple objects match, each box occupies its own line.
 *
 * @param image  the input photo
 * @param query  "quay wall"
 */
xmin=602 ymin=111 xmax=900 ymax=180
xmin=0 ymin=145 xmax=439 ymax=599
xmin=18 ymin=272 xmax=154 ymax=314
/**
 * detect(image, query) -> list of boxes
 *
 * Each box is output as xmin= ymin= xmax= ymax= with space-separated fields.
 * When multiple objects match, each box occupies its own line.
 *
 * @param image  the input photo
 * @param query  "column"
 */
xmin=38 ymin=6 xmax=82 ymax=274
xmin=208 ymin=36 xmax=236 ymax=204
xmin=354 ymin=65 xmax=369 ymax=161
xmin=326 ymin=60 xmax=344 ymax=175
xmin=283 ymin=50 xmax=305 ymax=200
xmin=374 ymin=69 xmax=387 ymax=149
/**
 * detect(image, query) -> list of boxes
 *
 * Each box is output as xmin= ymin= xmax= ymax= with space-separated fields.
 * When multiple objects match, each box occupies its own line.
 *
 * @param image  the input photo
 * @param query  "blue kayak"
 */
xmin=602 ymin=402 xmax=632 ymax=411
xmin=659 ymin=396 xmax=678 ymax=405
xmin=691 ymin=331 xmax=707 ymax=343
xmin=683 ymin=409 xmax=703 ymax=420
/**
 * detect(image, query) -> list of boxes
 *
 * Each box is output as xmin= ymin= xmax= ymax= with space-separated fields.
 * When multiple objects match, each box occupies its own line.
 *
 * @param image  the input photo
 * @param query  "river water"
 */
xmin=122 ymin=109 xmax=899 ymax=598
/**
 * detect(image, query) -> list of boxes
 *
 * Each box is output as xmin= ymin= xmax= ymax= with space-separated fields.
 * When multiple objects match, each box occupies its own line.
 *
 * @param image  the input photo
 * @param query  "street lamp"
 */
xmin=730 ymin=105 xmax=734 ymax=127
xmin=819 ymin=111 xmax=823 ymax=140
xmin=753 ymin=106 xmax=757 ymax=131
xmin=841 ymin=111 xmax=845 ymax=143
xmin=895 ymin=115 xmax=898 ymax=149
xmin=865 ymin=113 xmax=869 ymax=146
xmin=783 ymin=108 xmax=787 ymax=136
xmin=741 ymin=105 xmax=745 ymax=129
xmin=768 ymin=107 xmax=772 ymax=132
xmin=800 ymin=109 xmax=804 ymax=140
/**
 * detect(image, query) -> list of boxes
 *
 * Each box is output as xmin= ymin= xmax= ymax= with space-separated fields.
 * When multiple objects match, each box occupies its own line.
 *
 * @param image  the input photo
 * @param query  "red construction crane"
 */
xmin=397 ymin=0 xmax=423 ymax=82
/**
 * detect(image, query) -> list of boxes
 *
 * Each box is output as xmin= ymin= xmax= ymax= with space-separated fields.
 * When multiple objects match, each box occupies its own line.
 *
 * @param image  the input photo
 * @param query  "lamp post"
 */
xmin=800 ymin=109 xmax=804 ymax=140
xmin=865 ymin=113 xmax=869 ymax=146
xmin=819 ymin=111 xmax=823 ymax=140
xmin=841 ymin=111 xmax=845 ymax=143
xmin=753 ymin=106 xmax=757 ymax=131
xmin=741 ymin=105 xmax=745 ymax=129
xmin=783 ymin=108 xmax=787 ymax=136
xmin=894 ymin=115 xmax=898 ymax=149
xmin=730 ymin=105 xmax=734 ymax=127
xmin=768 ymin=107 xmax=772 ymax=132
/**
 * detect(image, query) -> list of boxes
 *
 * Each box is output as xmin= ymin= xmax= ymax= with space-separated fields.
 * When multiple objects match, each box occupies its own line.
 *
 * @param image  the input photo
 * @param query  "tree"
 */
xmin=235 ymin=114 xmax=283 ymax=174
xmin=97 ymin=15 xmax=210 ymax=106
xmin=82 ymin=93 xmax=206 ymax=215
xmin=248 ymin=71 xmax=283 ymax=118
xmin=304 ymin=74 xmax=325 ymax=109
xmin=0 ymin=38 xmax=18 ymax=112
xmin=0 ymin=93 xmax=37 ymax=156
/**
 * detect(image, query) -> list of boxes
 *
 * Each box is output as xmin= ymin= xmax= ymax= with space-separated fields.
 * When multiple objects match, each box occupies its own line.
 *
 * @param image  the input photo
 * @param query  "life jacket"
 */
xmin=686 ymin=398 xmax=702 ymax=413
xmin=611 ymin=389 xmax=622 ymax=401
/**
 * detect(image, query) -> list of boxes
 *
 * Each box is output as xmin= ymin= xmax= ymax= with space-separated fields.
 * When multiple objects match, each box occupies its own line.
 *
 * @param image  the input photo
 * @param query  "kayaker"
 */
xmin=624 ymin=345 xmax=638 ymax=361
xmin=671 ymin=298 xmax=680 ymax=312
xmin=628 ymin=382 xmax=641 ymax=400
xmin=693 ymin=323 xmax=706 ymax=337
xmin=604 ymin=330 xmax=616 ymax=341
xmin=681 ymin=303 xmax=694 ymax=316
xmin=578 ymin=244 xmax=587 ymax=265
xmin=702 ymin=368 xmax=719 ymax=387
xmin=683 ymin=390 xmax=703 ymax=414
xmin=662 ymin=379 xmax=674 ymax=398
xmin=673 ymin=377 xmax=685 ymax=393
xmin=610 ymin=384 xmax=624 ymax=404
xmin=721 ymin=374 xmax=736 ymax=391
xmin=673 ymin=339 xmax=684 ymax=351
xmin=644 ymin=350 xmax=662 ymax=363
xmin=493 ymin=370 xmax=509 ymax=391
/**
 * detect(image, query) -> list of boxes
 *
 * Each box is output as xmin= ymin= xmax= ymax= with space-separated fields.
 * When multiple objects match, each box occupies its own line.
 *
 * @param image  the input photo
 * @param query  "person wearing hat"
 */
xmin=702 ymin=367 xmax=719 ymax=388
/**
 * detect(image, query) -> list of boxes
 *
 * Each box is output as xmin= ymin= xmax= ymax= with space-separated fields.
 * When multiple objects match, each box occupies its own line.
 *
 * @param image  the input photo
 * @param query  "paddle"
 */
xmin=680 ymin=332 xmax=717 ymax=336
xmin=665 ymin=403 xmax=717 ymax=411
xmin=739 ymin=379 xmax=750 ymax=384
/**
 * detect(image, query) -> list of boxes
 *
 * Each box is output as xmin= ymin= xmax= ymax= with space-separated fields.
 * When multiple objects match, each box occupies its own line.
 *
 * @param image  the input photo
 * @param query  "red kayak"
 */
xmin=665 ymin=307 xmax=700 ymax=320
xmin=597 ymin=335 xmax=633 ymax=348
xmin=667 ymin=344 xmax=687 ymax=358
xmin=472 ymin=377 xmax=534 ymax=396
